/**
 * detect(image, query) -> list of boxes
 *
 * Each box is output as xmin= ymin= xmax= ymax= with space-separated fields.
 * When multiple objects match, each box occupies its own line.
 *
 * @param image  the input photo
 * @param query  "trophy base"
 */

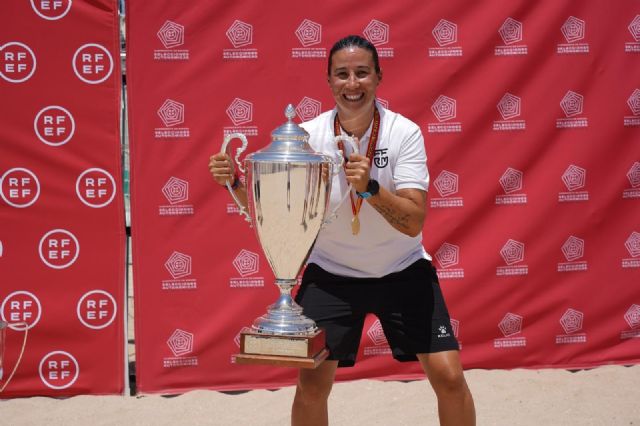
xmin=235 ymin=329 xmax=328 ymax=369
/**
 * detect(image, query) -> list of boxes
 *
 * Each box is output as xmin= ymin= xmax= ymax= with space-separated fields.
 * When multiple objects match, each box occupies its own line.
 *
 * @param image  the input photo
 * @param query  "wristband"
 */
xmin=228 ymin=175 xmax=241 ymax=190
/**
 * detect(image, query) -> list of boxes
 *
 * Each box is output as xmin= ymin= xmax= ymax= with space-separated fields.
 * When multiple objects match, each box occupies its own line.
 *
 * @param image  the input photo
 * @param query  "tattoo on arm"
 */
xmin=372 ymin=203 xmax=411 ymax=230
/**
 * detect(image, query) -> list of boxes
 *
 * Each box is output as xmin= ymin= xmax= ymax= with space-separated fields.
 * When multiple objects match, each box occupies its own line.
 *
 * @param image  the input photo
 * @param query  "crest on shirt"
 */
xmin=374 ymin=148 xmax=388 ymax=168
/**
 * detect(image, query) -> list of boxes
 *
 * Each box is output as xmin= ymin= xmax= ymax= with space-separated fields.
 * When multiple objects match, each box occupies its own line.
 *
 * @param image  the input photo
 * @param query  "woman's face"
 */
xmin=328 ymin=46 xmax=381 ymax=117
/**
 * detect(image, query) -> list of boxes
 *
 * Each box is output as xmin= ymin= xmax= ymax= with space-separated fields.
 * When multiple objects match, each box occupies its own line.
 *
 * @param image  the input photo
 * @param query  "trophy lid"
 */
xmin=270 ymin=104 xmax=310 ymax=142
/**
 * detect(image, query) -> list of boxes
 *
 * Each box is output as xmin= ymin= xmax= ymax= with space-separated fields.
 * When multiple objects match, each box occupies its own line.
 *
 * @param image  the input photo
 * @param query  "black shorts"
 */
xmin=295 ymin=259 xmax=459 ymax=367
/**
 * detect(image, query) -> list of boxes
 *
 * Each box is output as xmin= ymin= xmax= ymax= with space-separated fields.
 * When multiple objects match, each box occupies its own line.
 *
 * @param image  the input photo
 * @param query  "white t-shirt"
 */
xmin=300 ymin=105 xmax=432 ymax=278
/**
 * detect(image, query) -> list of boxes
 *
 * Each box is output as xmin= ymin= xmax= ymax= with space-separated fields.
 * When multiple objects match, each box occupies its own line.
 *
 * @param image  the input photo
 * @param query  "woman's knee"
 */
xmin=295 ymin=362 xmax=338 ymax=404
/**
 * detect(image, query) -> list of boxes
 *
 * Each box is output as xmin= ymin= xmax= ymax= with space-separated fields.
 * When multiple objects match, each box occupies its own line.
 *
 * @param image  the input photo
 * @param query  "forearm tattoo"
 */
xmin=372 ymin=203 xmax=410 ymax=230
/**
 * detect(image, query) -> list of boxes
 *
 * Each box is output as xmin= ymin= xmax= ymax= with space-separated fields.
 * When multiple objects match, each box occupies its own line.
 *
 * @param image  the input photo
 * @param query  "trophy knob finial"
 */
xmin=285 ymin=104 xmax=296 ymax=121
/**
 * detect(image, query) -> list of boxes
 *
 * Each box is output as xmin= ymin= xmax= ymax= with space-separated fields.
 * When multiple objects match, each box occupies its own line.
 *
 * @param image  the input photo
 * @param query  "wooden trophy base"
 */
xmin=235 ymin=329 xmax=329 ymax=369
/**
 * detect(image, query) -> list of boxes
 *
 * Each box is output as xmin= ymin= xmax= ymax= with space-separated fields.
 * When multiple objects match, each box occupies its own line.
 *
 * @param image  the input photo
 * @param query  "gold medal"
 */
xmin=351 ymin=215 xmax=360 ymax=235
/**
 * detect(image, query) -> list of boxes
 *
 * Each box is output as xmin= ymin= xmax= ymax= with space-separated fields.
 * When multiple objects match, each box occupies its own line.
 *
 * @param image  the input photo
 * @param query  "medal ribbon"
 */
xmin=333 ymin=107 xmax=380 ymax=233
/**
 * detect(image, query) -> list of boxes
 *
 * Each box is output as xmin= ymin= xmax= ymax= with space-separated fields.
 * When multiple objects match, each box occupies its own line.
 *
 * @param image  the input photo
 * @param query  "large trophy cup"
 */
xmin=222 ymin=105 xmax=357 ymax=368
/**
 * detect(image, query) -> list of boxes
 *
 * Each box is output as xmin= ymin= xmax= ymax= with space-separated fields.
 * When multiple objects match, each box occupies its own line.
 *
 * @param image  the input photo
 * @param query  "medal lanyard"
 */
xmin=333 ymin=107 xmax=380 ymax=232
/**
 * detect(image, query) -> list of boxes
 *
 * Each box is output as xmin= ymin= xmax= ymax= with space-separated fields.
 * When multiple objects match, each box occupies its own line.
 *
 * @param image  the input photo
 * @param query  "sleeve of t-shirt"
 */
xmin=394 ymin=124 xmax=430 ymax=192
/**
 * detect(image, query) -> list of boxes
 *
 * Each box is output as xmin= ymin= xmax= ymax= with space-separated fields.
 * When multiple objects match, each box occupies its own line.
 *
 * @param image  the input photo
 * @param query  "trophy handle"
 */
xmin=324 ymin=135 xmax=360 ymax=225
xmin=221 ymin=133 xmax=251 ymax=224
xmin=0 ymin=322 xmax=28 ymax=393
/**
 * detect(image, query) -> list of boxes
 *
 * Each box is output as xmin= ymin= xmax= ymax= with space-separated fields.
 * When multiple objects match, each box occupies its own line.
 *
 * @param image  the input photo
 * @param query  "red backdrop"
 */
xmin=127 ymin=0 xmax=640 ymax=393
xmin=0 ymin=0 xmax=125 ymax=396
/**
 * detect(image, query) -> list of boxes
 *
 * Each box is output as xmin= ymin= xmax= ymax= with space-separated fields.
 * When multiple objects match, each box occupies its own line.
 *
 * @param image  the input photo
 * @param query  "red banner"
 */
xmin=127 ymin=0 xmax=640 ymax=393
xmin=0 ymin=0 xmax=125 ymax=396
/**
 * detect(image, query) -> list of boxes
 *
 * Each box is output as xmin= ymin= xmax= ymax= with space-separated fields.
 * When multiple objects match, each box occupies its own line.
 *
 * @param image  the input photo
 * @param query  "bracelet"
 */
xmin=228 ymin=175 xmax=241 ymax=191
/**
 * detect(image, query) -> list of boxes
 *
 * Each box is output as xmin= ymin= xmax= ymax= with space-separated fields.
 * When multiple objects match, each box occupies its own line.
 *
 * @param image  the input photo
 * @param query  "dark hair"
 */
xmin=327 ymin=35 xmax=380 ymax=76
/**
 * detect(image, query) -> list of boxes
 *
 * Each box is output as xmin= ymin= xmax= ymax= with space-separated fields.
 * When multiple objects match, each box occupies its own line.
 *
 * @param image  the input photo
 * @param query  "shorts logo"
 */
xmin=499 ymin=168 xmax=523 ymax=194
xmin=157 ymin=99 xmax=185 ymax=127
xmin=165 ymin=251 xmax=192 ymax=279
xmin=226 ymin=20 xmax=253 ymax=48
xmin=366 ymin=319 xmax=387 ymax=346
xmin=628 ymin=89 xmax=640 ymax=115
xmin=625 ymin=232 xmax=640 ymax=257
xmin=435 ymin=243 xmax=459 ymax=269
xmin=625 ymin=305 xmax=640 ymax=329
xmin=431 ymin=95 xmax=456 ymax=122
xmin=233 ymin=249 xmax=259 ymax=277
xmin=562 ymin=165 xmax=586 ymax=191
xmin=157 ymin=20 xmax=185 ymax=48
xmin=77 ymin=290 xmax=117 ymax=329
xmin=434 ymin=170 xmax=458 ymax=197
xmin=561 ymin=16 xmax=585 ymax=43
xmin=1 ymin=168 xmax=40 ymax=208
xmin=437 ymin=325 xmax=450 ymax=338
xmin=31 ymin=0 xmax=72 ymax=20
xmin=499 ymin=18 xmax=523 ymax=45
xmin=432 ymin=19 xmax=457 ymax=46
xmin=295 ymin=97 xmax=321 ymax=122
xmin=363 ymin=20 xmax=389 ymax=46
xmin=500 ymin=239 xmax=524 ymax=265
xmin=0 ymin=42 xmax=37 ymax=83
xmin=497 ymin=93 xmax=521 ymax=120
xmin=499 ymin=313 xmax=523 ymax=337
xmin=162 ymin=177 xmax=189 ymax=204
xmin=226 ymin=98 xmax=253 ymax=126
xmin=167 ymin=329 xmax=194 ymax=356
xmin=1 ymin=291 xmax=42 ymax=330
xmin=295 ymin=19 xmax=322 ymax=47
xmin=373 ymin=149 xmax=388 ymax=168
xmin=39 ymin=229 xmax=80 ymax=269
xmin=72 ymin=43 xmax=113 ymax=84
xmin=450 ymin=319 xmax=460 ymax=338
xmin=34 ymin=106 xmax=75 ymax=146
xmin=560 ymin=308 xmax=584 ymax=334
xmin=39 ymin=351 xmax=79 ymax=390
xmin=629 ymin=15 xmax=640 ymax=41
xmin=76 ymin=168 xmax=116 ymax=208
xmin=560 ymin=91 xmax=584 ymax=117
xmin=562 ymin=236 xmax=584 ymax=262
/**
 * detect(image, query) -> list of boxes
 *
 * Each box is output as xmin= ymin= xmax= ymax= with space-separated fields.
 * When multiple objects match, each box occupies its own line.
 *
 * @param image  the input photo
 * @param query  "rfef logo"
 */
xmin=560 ymin=308 xmax=584 ymax=334
xmin=560 ymin=91 xmax=584 ymax=117
xmin=295 ymin=97 xmax=321 ymax=122
xmin=431 ymin=95 xmax=456 ymax=122
xmin=562 ymin=236 xmax=585 ymax=262
xmin=1 ymin=168 xmax=40 ymax=208
xmin=561 ymin=16 xmax=586 ymax=43
xmin=167 ymin=329 xmax=194 ymax=356
xmin=295 ymin=20 xmax=322 ymax=47
xmin=363 ymin=20 xmax=389 ymax=46
xmin=39 ymin=229 xmax=80 ymax=269
xmin=233 ymin=249 xmax=259 ymax=277
xmin=34 ymin=106 xmax=75 ymax=146
xmin=1 ymin=291 xmax=42 ymax=330
xmin=226 ymin=98 xmax=253 ymax=125
xmin=165 ymin=251 xmax=192 ymax=278
xmin=432 ymin=19 xmax=457 ymax=46
xmin=435 ymin=243 xmax=459 ymax=269
xmin=0 ymin=42 xmax=37 ymax=83
xmin=77 ymin=290 xmax=117 ymax=329
xmin=157 ymin=20 xmax=185 ymax=48
xmin=500 ymin=239 xmax=525 ymax=265
xmin=72 ymin=44 xmax=113 ymax=84
xmin=76 ymin=168 xmax=116 ymax=208
xmin=433 ymin=170 xmax=459 ymax=197
xmin=157 ymin=99 xmax=185 ymax=127
xmin=498 ymin=313 xmax=523 ymax=337
xmin=499 ymin=18 xmax=523 ymax=45
xmin=497 ymin=93 xmax=521 ymax=120
xmin=499 ymin=168 xmax=523 ymax=194
xmin=31 ymin=0 xmax=72 ymax=20
xmin=39 ymin=351 xmax=79 ymax=390
xmin=162 ymin=177 xmax=189 ymax=204
xmin=226 ymin=20 xmax=253 ymax=48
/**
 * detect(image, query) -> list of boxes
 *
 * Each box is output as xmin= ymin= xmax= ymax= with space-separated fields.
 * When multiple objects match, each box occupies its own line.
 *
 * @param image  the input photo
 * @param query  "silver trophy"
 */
xmin=222 ymin=104 xmax=357 ymax=368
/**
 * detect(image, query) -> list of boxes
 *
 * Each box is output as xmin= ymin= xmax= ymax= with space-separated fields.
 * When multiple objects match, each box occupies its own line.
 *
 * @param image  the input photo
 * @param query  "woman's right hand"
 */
xmin=208 ymin=152 xmax=236 ymax=187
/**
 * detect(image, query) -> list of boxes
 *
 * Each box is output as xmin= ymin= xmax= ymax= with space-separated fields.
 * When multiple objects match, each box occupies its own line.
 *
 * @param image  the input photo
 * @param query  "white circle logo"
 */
xmin=0 ymin=42 xmax=37 ymax=83
xmin=77 ymin=290 xmax=117 ymax=329
xmin=34 ymin=106 xmax=75 ymax=146
xmin=1 ymin=168 xmax=40 ymax=208
xmin=72 ymin=43 xmax=113 ymax=84
xmin=76 ymin=168 xmax=116 ymax=208
xmin=30 ymin=0 xmax=72 ymax=20
xmin=1 ymin=291 xmax=42 ymax=330
xmin=39 ymin=351 xmax=79 ymax=390
xmin=39 ymin=229 xmax=80 ymax=269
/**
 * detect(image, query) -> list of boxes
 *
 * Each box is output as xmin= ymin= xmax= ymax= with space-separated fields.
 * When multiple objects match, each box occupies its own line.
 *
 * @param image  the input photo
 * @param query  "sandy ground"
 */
xmin=2 ymin=364 xmax=639 ymax=425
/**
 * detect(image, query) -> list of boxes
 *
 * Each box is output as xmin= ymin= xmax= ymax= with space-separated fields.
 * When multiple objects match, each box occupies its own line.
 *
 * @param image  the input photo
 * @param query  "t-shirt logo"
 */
xmin=374 ymin=148 xmax=388 ymax=168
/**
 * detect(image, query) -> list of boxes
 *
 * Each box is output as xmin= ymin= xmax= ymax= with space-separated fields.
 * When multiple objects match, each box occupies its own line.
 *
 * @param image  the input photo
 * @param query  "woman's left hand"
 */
xmin=345 ymin=152 xmax=370 ymax=193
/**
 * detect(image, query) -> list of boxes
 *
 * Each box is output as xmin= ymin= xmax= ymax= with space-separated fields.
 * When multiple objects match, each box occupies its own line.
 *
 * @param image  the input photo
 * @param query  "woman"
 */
xmin=209 ymin=35 xmax=475 ymax=426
